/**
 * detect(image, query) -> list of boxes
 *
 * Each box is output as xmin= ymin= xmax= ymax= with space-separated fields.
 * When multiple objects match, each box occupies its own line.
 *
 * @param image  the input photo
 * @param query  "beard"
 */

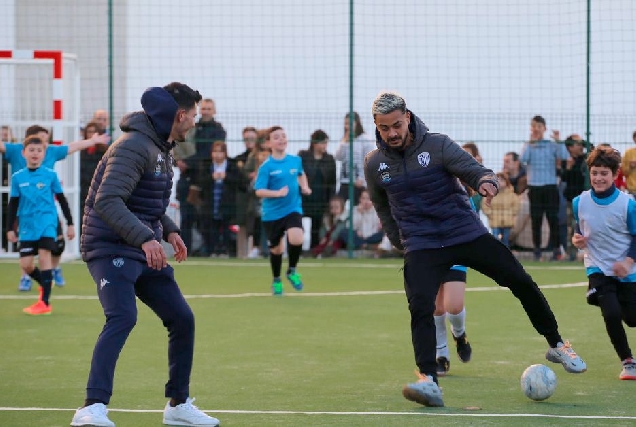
xmin=388 ymin=133 xmax=409 ymax=149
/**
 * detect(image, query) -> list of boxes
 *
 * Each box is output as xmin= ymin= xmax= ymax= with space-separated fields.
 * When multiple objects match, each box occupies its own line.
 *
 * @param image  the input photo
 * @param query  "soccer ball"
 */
xmin=520 ymin=364 xmax=557 ymax=401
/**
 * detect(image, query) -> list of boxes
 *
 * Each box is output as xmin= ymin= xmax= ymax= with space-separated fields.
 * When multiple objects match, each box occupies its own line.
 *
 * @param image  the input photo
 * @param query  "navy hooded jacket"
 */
xmin=364 ymin=112 xmax=498 ymax=253
xmin=81 ymin=87 xmax=180 ymax=262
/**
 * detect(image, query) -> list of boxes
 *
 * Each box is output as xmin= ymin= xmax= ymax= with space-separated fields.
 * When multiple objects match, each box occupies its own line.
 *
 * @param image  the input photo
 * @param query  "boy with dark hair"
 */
xmin=6 ymin=136 xmax=74 ymax=315
xmin=255 ymin=126 xmax=312 ymax=295
xmin=71 ymin=82 xmax=220 ymax=427
xmin=572 ymin=146 xmax=636 ymax=380
xmin=520 ymin=115 xmax=568 ymax=260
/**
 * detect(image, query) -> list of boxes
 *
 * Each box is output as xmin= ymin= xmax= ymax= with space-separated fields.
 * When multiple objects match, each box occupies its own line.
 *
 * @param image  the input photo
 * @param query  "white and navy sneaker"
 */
xmin=163 ymin=397 xmax=220 ymax=426
xmin=620 ymin=358 xmax=636 ymax=380
xmin=70 ymin=403 xmax=115 ymax=427
xmin=546 ymin=341 xmax=587 ymax=373
xmin=402 ymin=372 xmax=444 ymax=407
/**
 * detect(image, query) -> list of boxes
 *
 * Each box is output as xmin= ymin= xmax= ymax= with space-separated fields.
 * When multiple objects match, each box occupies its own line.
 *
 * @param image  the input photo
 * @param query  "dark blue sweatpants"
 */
xmin=85 ymin=257 xmax=195 ymax=404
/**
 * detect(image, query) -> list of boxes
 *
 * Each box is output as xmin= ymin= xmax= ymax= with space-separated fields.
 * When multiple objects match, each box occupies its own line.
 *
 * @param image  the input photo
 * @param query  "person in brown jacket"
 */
xmin=482 ymin=172 xmax=520 ymax=248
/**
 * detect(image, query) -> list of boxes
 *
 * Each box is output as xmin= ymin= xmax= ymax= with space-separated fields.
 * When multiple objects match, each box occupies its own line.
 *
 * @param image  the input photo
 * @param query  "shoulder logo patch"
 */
xmin=155 ymin=153 xmax=165 ymax=176
xmin=418 ymin=152 xmax=430 ymax=168
xmin=378 ymin=162 xmax=391 ymax=183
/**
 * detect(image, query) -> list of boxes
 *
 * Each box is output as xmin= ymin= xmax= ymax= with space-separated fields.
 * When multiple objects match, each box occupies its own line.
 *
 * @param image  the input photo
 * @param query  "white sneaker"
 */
xmin=401 ymin=372 xmax=444 ymax=407
xmin=545 ymin=340 xmax=587 ymax=373
xmin=247 ymin=248 xmax=260 ymax=259
xmin=163 ymin=397 xmax=220 ymax=426
xmin=70 ymin=403 xmax=115 ymax=427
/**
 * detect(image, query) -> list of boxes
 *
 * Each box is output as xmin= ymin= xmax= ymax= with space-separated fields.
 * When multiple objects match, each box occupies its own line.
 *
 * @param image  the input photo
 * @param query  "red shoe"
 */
xmin=23 ymin=300 xmax=52 ymax=315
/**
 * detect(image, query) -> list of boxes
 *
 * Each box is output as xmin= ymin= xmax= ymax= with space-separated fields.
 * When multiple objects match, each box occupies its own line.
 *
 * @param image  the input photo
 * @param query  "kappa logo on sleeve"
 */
xmin=378 ymin=162 xmax=391 ymax=183
xmin=155 ymin=153 xmax=165 ymax=176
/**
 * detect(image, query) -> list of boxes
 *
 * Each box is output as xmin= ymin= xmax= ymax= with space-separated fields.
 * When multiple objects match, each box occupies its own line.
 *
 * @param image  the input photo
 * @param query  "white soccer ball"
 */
xmin=520 ymin=364 xmax=557 ymax=401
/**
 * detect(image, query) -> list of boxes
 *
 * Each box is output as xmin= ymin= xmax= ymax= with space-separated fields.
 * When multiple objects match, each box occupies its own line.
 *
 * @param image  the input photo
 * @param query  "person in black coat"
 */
xmin=194 ymin=140 xmax=241 ymax=257
xmin=298 ymin=130 xmax=336 ymax=249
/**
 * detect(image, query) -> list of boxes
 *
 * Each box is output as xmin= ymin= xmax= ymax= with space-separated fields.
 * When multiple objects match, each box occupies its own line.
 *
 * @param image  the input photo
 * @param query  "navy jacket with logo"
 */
xmin=364 ymin=112 xmax=498 ymax=253
xmin=81 ymin=87 xmax=180 ymax=262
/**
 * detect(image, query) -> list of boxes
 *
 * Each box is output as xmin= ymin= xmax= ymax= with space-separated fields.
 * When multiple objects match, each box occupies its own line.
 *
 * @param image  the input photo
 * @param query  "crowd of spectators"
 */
xmin=3 ymin=108 xmax=636 ymax=262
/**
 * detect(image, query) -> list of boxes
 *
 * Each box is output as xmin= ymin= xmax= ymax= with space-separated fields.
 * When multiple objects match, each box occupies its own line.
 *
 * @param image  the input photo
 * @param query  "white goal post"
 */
xmin=0 ymin=49 xmax=81 ymax=260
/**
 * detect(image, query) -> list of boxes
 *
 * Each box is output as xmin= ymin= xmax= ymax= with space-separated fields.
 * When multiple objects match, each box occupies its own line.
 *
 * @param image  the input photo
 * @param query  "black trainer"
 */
xmin=436 ymin=356 xmax=450 ymax=376
xmin=453 ymin=333 xmax=472 ymax=363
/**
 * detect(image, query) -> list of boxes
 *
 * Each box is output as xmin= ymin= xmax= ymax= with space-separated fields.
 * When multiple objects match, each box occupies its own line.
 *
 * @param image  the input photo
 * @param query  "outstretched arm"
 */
xmin=67 ymin=133 xmax=111 ymax=155
xmin=442 ymin=136 xmax=499 ymax=204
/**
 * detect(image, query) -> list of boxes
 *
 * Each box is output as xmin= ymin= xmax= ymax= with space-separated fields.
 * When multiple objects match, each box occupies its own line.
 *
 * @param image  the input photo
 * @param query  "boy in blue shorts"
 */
xmin=6 ymin=136 xmax=75 ymax=315
xmin=255 ymin=126 xmax=312 ymax=295
xmin=572 ymin=146 xmax=636 ymax=380
xmin=1 ymin=125 xmax=108 ymax=290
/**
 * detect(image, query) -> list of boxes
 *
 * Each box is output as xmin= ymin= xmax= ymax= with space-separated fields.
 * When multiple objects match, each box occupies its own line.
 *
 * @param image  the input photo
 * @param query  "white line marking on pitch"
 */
xmin=0 ymin=407 xmax=635 ymax=420
xmin=0 ymin=283 xmax=587 ymax=300
xmin=0 ymin=259 xmax=584 ymax=270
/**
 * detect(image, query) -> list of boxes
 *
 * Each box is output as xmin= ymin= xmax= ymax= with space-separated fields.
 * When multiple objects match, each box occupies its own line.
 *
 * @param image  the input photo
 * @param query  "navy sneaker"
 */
xmin=453 ymin=333 xmax=472 ymax=363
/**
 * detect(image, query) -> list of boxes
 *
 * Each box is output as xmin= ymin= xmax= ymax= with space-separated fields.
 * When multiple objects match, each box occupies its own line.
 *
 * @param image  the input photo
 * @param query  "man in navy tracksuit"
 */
xmin=364 ymin=91 xmax=587 ymax=408
xmin=71 ymin=83 xmax=220 ymax=427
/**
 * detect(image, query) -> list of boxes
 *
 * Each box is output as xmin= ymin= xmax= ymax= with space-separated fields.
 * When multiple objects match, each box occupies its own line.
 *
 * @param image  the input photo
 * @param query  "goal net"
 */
xmin=0 ymin=50 xmax=81 ymax=260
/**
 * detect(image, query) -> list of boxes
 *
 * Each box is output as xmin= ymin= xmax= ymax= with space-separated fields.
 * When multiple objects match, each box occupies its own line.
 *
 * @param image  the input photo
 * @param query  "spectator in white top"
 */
xmin=335 ymin=112 xmax=375 ymax=204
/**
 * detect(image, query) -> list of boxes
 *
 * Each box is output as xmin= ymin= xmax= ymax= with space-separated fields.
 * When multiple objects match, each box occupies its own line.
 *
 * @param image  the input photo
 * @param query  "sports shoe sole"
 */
xmin=163 ymin=418 xmax=219 ymax=426
xmin=402 ymin=383 xmax=444 ymax=407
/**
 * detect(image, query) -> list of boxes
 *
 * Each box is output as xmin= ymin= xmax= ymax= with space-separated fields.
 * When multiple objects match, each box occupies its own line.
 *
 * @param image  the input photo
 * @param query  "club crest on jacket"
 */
xmin=418 ymin=152 xmax=430 ymax=168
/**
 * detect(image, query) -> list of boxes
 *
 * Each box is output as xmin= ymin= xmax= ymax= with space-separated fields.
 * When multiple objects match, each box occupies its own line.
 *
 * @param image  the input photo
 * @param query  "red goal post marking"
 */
xmin=0 ymin=49 xmax=64 ymax=145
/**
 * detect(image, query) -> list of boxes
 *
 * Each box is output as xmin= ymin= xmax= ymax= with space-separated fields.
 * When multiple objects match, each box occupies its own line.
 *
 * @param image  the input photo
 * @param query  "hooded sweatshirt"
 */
xmin=81 ymin=87 xmax=180 ymax=262
xmin=364 ymin=111 xmax=498 ymax=252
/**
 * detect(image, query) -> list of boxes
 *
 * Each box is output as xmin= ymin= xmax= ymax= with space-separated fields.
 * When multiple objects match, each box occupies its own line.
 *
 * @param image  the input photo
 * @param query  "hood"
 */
xmin=140 ymin=87 xmax=179 ymax=141
xmin=119 ymin=111 xmax=174 ymax=151
xmin=375 ymin=110 xmax=429 ymax=152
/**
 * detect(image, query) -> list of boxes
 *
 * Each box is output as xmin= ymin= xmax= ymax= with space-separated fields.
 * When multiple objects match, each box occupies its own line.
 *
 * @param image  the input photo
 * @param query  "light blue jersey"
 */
xmin=254 ymin=154 xmax=304 ymax=221
xmin=4 ymin=143 xmax=68 ymax=171
xmin=10 ymin=167 xmax=63 ymax=241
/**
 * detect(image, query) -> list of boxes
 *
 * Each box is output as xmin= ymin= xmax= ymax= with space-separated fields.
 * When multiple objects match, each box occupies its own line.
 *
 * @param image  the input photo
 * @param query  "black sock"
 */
xmin=170 ymin=398 xmax=186 ymax=407
xmin=84 ymin=398 xmax=106 ymax=407
xmin=270 ymin=253 xmax=282 ymax=278
xmin=546 ymin=333 xmax=563 ymax=348
xmin=40 ymin=269 xmax=53 ymax=305
xmin=287 ymin=242 xmax=302 ymax=270
xmin=28 ymin=267 xmax=42 ymax=284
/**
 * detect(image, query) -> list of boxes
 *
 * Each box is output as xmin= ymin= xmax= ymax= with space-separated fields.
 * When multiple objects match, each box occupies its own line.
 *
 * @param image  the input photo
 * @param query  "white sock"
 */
xmin=434 ymin=313 xmax=449 ymax=359
xmin=449 ymin=308 xmax=466 ymax=338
